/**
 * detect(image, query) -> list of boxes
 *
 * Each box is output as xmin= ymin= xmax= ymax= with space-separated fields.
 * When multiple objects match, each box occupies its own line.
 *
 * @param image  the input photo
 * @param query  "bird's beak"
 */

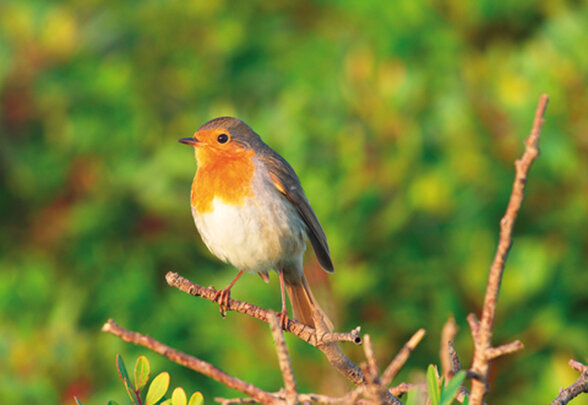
xmin=178 ymin=137 xmax=199 ymax=146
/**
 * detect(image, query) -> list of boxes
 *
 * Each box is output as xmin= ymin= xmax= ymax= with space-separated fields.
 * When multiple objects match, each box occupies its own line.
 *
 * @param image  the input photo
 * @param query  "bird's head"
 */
xmin=179 ymin=117 xmax=261 ymax=166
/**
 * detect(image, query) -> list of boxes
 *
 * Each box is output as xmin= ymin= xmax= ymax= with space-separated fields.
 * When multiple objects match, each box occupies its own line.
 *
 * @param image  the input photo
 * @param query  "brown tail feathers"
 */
xmin=285 ymin=275 xmax=333 ymax=331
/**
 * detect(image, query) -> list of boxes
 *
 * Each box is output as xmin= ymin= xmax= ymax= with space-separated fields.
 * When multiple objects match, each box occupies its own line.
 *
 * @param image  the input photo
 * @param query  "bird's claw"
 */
xmin=213 ymin=288 xmax=231 ymax=318
xmin=277 ymin=308 xmax=289 ymax=330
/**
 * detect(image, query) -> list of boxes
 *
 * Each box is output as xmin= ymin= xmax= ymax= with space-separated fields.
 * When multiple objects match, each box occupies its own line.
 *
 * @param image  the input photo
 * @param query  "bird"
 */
xmin=179 ymin=117 xmax=334 ymax=329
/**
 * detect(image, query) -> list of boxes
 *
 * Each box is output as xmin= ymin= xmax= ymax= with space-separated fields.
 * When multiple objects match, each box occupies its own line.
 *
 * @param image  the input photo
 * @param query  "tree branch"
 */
xmin=484 ymin=340 xmax=524 ymax=360
xmin=468 ymin=93 xmax=549 ymax=404
xmin=105 ymin=272 xmax=426 ymax=404
xmin=389 ymin=382 xmax=423 ymax=397
xmin=268 ymin=313 xmax=298 ymax=405
xmin=381 ymin=328 xmax=426 ymax=387
xmin=440 ymin=316 xmax=458 ymax=380
xmin=166 ymin=271 xmax=366 ymax=385
xmin=353 ymin=331 xmax=426 ymax=405
xmin=102 ymin=319 xmax=280 ymax=404
xmin=363 ymin=335 xmax=380 ymax=384
xmin=550 ymin=360 xmax=588 ymax=405
xmin=166 ymin=272 xmax=361 ymax=345
xmin=216 ymin=391 xmax=360 ymax=405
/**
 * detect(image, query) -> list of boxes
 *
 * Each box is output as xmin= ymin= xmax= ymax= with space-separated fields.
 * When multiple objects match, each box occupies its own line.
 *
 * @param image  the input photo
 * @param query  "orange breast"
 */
xmin=191 ymin=148 xmax=256 ymax=213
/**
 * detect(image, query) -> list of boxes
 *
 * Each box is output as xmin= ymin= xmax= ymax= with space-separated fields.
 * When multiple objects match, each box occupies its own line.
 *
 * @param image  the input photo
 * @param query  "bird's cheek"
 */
xmin=195 ymin=146 xmax=219 ymax=167
xmin=195 ymin=147 xmax=206 ymax=166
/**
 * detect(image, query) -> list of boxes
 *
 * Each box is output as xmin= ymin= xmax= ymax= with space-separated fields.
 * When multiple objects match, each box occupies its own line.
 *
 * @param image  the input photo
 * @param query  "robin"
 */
xmin=179 ymin=117 xmax=334 ymax=329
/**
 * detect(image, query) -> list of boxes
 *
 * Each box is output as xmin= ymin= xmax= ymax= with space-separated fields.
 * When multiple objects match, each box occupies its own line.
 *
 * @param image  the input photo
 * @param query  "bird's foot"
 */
xmin=277 ymin=308 xmax=290 ymax=330
xmin=212 ymin=270 xmax=245 ymax=318
xmin=213 ymin=288 xmax=231 ymax=318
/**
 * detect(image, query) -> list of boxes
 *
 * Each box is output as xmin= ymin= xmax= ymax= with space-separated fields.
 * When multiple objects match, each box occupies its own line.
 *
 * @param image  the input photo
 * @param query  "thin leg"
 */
xmin=277 ymin=268 xmax=289 ymax=329
xmin=213 ymin=269 xmax=245 ymax=317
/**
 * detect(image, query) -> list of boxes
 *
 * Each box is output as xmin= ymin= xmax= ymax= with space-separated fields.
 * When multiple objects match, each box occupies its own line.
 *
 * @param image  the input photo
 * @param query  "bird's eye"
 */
xmin=217 ymin=133 xmax=229 ymax=144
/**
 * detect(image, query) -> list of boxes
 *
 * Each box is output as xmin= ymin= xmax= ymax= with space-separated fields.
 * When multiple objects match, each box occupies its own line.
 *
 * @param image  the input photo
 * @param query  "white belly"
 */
xmin=192 ymin=195 xmax=306 ymax=274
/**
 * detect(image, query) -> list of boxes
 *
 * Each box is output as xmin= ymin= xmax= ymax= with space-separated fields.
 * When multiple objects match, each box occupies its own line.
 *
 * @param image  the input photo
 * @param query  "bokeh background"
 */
xmin=1 ymin=0 xmax=587 ymax=404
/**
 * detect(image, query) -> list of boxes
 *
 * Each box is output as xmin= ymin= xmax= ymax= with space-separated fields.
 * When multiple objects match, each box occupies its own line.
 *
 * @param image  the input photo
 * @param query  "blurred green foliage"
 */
xmin=1 ymin=0 xmax=587 ymax=404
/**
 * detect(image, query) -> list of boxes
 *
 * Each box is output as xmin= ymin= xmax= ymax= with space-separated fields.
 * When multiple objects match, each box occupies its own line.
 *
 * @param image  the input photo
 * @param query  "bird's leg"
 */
xmin=213 ymin=269 xmax=245 ymax=317
xmin=277 ymin=268 xmax=289 ymax=329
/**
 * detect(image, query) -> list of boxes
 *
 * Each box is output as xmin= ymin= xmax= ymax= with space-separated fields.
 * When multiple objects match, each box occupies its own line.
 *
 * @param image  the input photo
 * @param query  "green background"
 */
xmin=1 ymin=0 xmax=587 ymax=404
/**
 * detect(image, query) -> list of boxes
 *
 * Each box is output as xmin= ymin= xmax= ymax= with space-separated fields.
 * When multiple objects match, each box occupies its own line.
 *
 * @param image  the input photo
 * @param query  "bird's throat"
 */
xmin=191 ymin=149 xmax=255 ymax=214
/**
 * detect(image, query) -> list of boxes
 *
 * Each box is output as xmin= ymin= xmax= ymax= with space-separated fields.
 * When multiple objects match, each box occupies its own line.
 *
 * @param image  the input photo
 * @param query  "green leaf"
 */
xmin=426 ymin=364 xmax=440 ymax=405
xmin=74 ymin=397 xmax=83 ymax=405
xmin=145 ymin=372 xmax=170 ymax=405
xmin=172 ymin=387 xmax=187 ymax=405
xmin=188 ymin=392 xmax=204 ymax=405
xmin=404 ymin=387 xmax=419 ymax=405
xmin=161 ymin=401 xmax=172 ymax=405
xmin=107 ymin=402 xmax=119 ymax=405
xmin=135 ymin=355 xmax=151 ymax=392
xmin=116 ymin=354 xmax=137 ymax=404
xmin=440 ymin=370 xmax=466 ymax=405
xmin=116 ymin=354 xmax=131 ymax=386
xmin=462 ymin=395 xmax=469 ymax=405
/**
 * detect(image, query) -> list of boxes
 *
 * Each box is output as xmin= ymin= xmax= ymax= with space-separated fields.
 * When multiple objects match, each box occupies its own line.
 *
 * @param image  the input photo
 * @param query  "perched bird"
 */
xmin=179 ymin=117 xmax=334 ymax=329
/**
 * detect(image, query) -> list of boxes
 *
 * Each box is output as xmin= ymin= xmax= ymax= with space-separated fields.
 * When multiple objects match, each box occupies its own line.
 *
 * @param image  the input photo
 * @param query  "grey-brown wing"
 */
xmin=259 ymin=148 xmax=334 ymax=273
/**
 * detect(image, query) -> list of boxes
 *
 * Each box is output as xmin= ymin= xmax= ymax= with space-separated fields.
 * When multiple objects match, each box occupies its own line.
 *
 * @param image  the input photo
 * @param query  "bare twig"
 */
xmin=569 ymin=360 xmax=588 ymax=374
xmin=360 ymin=335 xmax=396 ymax=404
xmin=215 ymin=397 xmax=257 ymax=405
xmin=448 ymin=342 xmax=461 ymax=376
xmin=363 ymin=335 xmax=380 ymax=383
xmin=351 ymin=332 xmax=422 ymax=405
xmin=268 ymin=313 xmax=298 ymax=405
xmin=166 ymin=271 xmax=366 ymax=385
xmin=468 ymin=93 xmax=549 ymax=404
xmin=216 ymin=391 xmax=360 ymax=405
xmin=102 ymin=319 xmax=280 ymax=404
xmin=323 ymin=327 xmax=363 ymax=345
xmin=166 ymin=272 xmax=361 ymax=346
xmin=550 ymin=360 xmax=588 ymax=405
xmin=484 ymin=340 xmax=524 ymax=360
xmin=443 ymin=342 xmax=473 ymax=404
xmin=444 ymin=342 xmax=472 ymax=403
xmin=381 ymin=329 xmax=426 ymax=386
xmin=389 ymin=382 xmax=423 ymax=396
xmin=440 ymin=316 xmax=458 ymax=379
xmin=351 ymin=331 xmax=425 ymax=404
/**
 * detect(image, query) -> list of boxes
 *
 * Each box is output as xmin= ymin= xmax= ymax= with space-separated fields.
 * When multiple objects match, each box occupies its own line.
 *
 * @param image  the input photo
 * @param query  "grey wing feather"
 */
xmin=259 ymin=147 xmax=335 ymax=273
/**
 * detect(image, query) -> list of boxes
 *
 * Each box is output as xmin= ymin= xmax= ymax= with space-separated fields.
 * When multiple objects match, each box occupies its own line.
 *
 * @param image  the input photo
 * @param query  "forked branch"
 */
xmin=166 ymin=271 xmax=366 ymax=385
xmin=468 ymin=94 xmax=549 ymax=404
xmin=103 ymin=317 xmax=426 ymax=404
